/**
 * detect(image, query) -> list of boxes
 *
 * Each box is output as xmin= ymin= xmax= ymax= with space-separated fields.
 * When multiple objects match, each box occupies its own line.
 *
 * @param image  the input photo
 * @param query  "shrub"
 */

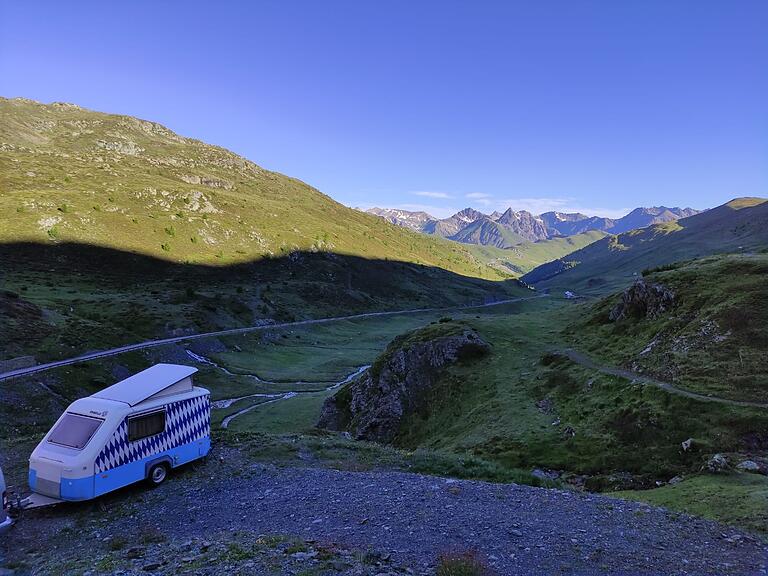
xmin=108 ymin=536 xmax=127 ymax=551
xmin=160 ymin=243 xmax=171 ymax=252
xmin=139 ymin=525 xmax=166 ymax=544
xmin=539 ymin=352 xmax=564 ymax=366
xmin=436 ymin=550 xmax=491 ymax=576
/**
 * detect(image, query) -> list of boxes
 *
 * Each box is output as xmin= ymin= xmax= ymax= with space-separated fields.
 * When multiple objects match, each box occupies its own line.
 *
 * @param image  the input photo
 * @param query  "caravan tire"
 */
xmin=148 ymin=463 xmax=168 ymax=486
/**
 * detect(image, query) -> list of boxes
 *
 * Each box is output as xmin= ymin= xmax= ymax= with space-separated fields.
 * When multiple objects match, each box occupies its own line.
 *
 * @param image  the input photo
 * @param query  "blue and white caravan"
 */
xmin=29 ymin=364 xmax=210 ymax=501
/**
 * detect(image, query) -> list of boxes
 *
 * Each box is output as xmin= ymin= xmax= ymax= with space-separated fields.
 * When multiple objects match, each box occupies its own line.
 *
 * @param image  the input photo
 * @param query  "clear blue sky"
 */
xmin=1 ymin=1 xmax=766 ymax=218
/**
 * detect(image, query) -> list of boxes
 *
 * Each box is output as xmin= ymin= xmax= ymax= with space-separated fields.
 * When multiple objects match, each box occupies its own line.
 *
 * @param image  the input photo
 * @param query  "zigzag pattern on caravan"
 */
xmin=94 ymin=396 xmax=210 ymax=474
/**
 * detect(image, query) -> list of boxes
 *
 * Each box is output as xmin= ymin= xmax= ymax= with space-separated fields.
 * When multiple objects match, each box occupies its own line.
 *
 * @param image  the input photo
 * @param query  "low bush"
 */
xmin=436 ymin=550 xmax=491 ymax=576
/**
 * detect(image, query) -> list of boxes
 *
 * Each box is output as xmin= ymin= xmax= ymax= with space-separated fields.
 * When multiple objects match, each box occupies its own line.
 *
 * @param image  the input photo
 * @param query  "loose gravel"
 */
xmin=2 ymin=449 xmax=766 ymax=575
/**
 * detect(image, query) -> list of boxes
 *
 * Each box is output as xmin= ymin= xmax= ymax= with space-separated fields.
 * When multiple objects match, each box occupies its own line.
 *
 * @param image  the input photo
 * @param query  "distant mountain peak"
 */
xmin=366 ymin=201 xmax=703 ymax=248
xmin=365 ymin=207 xmax=437 ymax=231
xmin=455 ymin=207 xmax=486 ymax=222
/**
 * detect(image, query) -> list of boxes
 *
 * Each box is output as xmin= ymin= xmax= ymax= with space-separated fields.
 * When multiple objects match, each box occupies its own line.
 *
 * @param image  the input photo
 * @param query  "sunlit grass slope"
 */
xmin=0 ymin=97 xmax=502 ymax=279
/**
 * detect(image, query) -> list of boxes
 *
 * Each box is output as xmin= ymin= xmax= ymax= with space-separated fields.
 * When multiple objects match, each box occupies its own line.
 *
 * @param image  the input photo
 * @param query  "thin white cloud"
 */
xmin=466 ymin=192 xmax=491 ymax=199
xmin=413 ymin=191 xmax=452 ymax=199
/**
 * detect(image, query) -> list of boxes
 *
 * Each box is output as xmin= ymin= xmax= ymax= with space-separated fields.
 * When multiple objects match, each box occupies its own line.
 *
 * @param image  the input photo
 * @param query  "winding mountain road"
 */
xmin=0 ymin=295 xmax=544 ymax=383
xmin=559 ymin=348 xmax=768 ymax=409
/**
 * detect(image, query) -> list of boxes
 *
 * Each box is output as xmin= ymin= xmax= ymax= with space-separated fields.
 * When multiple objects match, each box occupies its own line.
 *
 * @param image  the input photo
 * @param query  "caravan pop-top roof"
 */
xmin=92 ymin=363 xmax=198 ymax=407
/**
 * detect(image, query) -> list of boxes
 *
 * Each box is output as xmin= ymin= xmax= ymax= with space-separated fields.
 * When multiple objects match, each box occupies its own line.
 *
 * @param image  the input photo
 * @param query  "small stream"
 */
xmin=185 ymin=350 xmax=369 ymax=428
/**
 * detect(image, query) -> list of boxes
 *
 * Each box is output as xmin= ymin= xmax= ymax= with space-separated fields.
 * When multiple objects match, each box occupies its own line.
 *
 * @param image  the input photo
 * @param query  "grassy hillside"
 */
xmin=0 ymin=97 xmax=502 ymax=279
xmin=615 ymin=473 xmax=768 ymax=535
xmin=329 ymin=282 xmax=768 ymax=531
xmin=567 ymin=253 xmax=768 ymax=402
xmin=0 ymin=243 xmax=522 ymax=362
xmin=384 ymin=302 xmax=768 ymax=480
xmin=522 ymin=198 xmax=768 ymax=294
xmin=0 ymin=97 xmax=537 ymax=362
xmin=467 ymin=231 xmax=607 ymax=275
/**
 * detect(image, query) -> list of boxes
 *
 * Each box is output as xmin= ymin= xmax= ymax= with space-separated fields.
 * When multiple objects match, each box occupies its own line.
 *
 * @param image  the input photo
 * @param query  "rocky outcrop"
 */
xmin=318 ymin=326 xmax=490 ymax=443
xmin=705 ymin=453 xmax=730 ymax=473
xmin=736 ymin=460 xmax=768 ymax=475
xmin=609 ymin=279 xmax=675 ymax=321
xmin=180 ymin=174 xmax=233 ymax=190
xmin=495 ymin=209 xmax=550 ymax=242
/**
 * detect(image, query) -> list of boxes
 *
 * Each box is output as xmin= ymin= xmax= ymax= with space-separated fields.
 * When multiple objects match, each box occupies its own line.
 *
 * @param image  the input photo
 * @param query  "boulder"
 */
xmin=705 ymin=453 xmax=729 ymax=473
xmin=531 ymin=469 xmax=560 ymax=482
xmin=609 ymin=279 xmax=675 ymax=322
xmin=736 ymin=460 xmax=766 ymax=475
xmin=318 ymin=326 xmax=490 ymax=443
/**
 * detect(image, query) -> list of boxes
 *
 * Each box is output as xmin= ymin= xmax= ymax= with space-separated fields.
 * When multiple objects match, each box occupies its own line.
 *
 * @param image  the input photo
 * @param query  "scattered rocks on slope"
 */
xmin=609 ymin=279 xmax=675 ymax=321
xmin=318 ymin=326 xmax=490 ymax=442
xmin=736 ymin=460 xmax=767 ymax=475
xmin=705 ymin=453 xmax=730 ymax=473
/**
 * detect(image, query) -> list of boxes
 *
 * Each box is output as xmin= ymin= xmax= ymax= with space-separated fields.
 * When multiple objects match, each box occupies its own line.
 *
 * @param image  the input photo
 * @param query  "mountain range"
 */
xmin=521 ymin=197 xmax=768 ymax=293
xmin=366 ymin=205 xmax=700 ymax=248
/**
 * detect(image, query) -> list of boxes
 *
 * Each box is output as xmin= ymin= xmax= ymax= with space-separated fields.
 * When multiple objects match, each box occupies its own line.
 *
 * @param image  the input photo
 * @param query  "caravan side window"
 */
xmin=128 ymin=410 xmax=166 ymax=442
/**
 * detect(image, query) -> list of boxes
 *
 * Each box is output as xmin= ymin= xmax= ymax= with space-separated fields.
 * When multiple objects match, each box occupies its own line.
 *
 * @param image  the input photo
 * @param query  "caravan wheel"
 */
xmin=148 ymin=463 xmax=168 ymax=486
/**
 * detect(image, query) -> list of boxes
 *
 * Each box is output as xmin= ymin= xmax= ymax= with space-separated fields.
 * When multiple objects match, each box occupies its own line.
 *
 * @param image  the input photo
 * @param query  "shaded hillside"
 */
xmin=0 ymin=97 xmax=502 ymax=278
xmin=610 ymin=206 xmax=700 ymax=234
xmin=0 ymin=242 xmax=523 ymax=362
xmin=522 ymin=198 xmax=768 ymax=293
xmin=567 ymin=253 xmax=768 ymax=403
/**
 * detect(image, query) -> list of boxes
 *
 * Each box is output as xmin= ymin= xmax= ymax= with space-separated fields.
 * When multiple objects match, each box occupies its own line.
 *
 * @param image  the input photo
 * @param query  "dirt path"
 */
xmin=3 ymin=453 xmax=765 ymax=575
xmin=0 ymin=295 xmax=545 ymax=383
xmin=559 ymin=348 xmax=768 ymax=409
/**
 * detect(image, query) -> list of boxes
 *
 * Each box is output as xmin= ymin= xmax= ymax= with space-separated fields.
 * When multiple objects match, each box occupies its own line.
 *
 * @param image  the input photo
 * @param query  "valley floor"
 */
xmin=2 ymin=444 xmax=765 ymax=576
xmin=3 ymin=292 xmax=768 ymax=574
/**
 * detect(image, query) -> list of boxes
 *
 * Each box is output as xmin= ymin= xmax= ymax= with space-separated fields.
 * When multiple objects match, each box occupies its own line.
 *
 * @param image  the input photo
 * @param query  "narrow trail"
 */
xmin=559 ymin=348 xmax=768 ymax=409
xmin=0 ymin=295 xmax=544 ymax=383
xmin=219 ymin=365 xmax=370 ymax=429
